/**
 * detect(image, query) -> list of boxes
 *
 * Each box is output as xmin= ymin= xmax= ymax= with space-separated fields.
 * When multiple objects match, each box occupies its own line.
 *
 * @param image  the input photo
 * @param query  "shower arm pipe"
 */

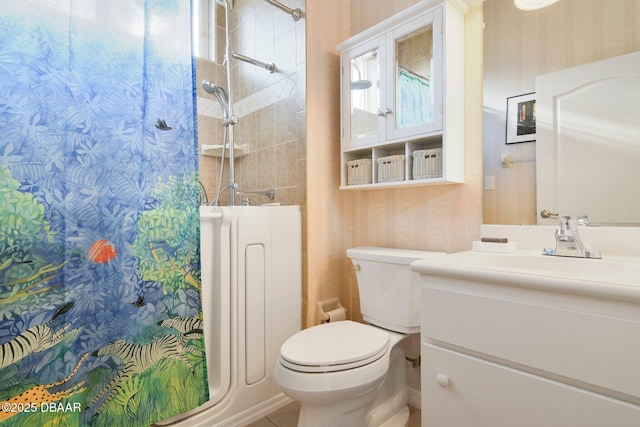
xmin=231 ymin=52 xmax=275 ymax=73
xmin=262 ymin=0 xmax=303 ymax=22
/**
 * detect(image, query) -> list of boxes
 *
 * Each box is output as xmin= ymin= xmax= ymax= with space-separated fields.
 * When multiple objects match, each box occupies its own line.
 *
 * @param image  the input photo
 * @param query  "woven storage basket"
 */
xmin=376 ymin=155 xmax=405 ymax=182
xmin=412 ymin=148 xmax=442 ymax=179
xmin=347 ymin=158 xmax=372 ymax=185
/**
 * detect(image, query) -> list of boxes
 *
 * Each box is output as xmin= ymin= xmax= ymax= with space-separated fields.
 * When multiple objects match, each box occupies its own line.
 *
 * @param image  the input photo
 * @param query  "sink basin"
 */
xmin=480 ymin=253 xmax=640 ymax=279
xmin=411 ymin=251 xmax=640 ymax=302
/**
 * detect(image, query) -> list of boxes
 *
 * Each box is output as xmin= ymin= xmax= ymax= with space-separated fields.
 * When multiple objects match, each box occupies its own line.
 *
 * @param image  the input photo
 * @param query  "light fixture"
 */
xmin=514 ymin=0 xmax=559 ymax=10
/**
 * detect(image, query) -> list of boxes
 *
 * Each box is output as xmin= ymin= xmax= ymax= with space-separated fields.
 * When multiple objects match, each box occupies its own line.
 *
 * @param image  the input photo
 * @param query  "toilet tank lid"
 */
xmin=346 ymin=246 xmax=446 ymax=265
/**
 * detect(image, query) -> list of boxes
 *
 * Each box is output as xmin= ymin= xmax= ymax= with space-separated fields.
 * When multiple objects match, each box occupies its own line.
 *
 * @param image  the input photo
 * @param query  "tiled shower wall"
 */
xmin=195 ymin=0 xmax=306 ymax=209
xmin=195 ymin=0 xmax=308 ymax=323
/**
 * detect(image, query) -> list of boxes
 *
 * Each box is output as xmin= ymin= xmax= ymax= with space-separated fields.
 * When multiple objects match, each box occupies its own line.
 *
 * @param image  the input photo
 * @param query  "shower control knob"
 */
xmin=436 ymin=374 xmax=450 ymax=387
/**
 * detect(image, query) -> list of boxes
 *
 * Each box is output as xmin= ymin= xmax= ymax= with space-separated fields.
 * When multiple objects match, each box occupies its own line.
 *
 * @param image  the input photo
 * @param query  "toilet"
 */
xmin=274 ymin=246 xmax=445 ymax=427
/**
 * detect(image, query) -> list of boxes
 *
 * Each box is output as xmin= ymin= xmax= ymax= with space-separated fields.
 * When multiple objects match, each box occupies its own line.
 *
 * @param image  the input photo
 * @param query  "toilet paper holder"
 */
xmin=317 ymin=297 xmax=347 ymax=324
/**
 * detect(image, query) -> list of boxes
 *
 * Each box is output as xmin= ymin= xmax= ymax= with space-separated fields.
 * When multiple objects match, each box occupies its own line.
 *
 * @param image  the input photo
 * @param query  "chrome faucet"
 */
xmin=543 ymin=215 xmax=602 ymax=259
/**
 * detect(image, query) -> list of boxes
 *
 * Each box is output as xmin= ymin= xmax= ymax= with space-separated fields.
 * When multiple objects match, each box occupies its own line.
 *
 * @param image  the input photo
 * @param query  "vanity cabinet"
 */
xmin=419 ymin=277 xmax=640 ymax=426
xmin=336 ymin=0 xmax=466 ymax=189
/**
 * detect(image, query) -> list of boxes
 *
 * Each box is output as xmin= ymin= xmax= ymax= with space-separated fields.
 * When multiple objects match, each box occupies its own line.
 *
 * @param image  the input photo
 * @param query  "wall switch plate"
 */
xmin=484 ymin=175 xmax=495 ymax=191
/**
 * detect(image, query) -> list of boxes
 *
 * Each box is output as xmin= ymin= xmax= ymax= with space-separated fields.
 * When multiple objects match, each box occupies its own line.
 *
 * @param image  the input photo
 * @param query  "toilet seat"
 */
xmin=279 ymin=321 xmax=390 ymax=373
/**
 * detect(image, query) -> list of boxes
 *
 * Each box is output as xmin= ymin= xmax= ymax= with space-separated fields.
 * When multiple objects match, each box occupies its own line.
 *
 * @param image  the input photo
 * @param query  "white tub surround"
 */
xmin=158 ymin=206 xmax=301 ymax=427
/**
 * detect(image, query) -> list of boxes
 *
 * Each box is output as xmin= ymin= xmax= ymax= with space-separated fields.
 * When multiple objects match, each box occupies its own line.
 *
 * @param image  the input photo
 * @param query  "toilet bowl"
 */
xmin=274 ymin=247 xmax=445 ymax=427
xmin=274 ymin=321 xmax=407 ymax=427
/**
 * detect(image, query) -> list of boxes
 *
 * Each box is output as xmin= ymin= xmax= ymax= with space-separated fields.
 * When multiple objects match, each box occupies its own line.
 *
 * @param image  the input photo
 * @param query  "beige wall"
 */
xmin=305 ymin=0 xmax=350 ymax=327
xmin=307 ymin=0 xmax=484 ymax=391
xmin=483 ymin=0 xmax=640 ymax=225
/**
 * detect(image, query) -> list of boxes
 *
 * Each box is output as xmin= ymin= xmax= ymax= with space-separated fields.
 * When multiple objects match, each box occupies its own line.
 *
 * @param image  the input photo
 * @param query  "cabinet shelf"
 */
xmin=340 ymin=137 xmax=463 ymax=189
xmin=340 ymin=176 xmax=455 ymax=190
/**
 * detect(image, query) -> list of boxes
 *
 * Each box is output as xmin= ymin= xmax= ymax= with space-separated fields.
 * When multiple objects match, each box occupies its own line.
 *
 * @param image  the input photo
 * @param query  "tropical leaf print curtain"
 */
xmin=0 ymin=1 xmax=208 ymax=426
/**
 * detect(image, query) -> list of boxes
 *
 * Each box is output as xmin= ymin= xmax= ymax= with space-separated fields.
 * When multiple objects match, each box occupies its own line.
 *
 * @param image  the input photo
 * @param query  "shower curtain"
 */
xmin=397 ymin=67 xmax=432 ymax=129
xmin=0 ymin=1 xmax=208 ymax=426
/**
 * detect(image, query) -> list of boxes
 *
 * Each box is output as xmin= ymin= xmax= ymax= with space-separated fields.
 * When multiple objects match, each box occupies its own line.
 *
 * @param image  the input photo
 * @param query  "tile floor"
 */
xmin=246 ymin=402 xmax=421 ymax=427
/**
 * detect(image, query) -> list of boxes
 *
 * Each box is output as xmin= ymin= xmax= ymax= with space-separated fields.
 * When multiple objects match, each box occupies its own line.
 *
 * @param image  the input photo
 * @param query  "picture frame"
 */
xmin=506 ymin=92 xmax=536 ymax=144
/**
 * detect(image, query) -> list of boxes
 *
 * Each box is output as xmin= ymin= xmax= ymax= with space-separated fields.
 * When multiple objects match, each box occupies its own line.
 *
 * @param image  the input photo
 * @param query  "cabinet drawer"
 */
xmin=422 ymin=287 xmax=640 ymax=399
xmin=422 ymin=344 xmax=640 ymax=427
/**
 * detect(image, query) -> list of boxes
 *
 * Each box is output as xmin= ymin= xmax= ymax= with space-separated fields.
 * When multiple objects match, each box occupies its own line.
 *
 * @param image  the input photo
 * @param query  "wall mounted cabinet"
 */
xmin=337 ymin=0 xmax=467 ymax=189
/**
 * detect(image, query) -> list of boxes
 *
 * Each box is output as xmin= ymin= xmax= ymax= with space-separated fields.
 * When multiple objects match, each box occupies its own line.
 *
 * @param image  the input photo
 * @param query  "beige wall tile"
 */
xmin=276 ymin=141 xmax=298 ymax=187
xmin=255 ymin=105 xmax=276 ymax=151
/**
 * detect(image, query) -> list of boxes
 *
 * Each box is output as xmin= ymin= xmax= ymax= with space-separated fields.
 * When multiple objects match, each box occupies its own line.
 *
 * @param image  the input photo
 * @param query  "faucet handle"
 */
xmin=575 ymin=215 xmax=589 ymax=227
xmin=559 ymin=215 xmax=572 ymax=230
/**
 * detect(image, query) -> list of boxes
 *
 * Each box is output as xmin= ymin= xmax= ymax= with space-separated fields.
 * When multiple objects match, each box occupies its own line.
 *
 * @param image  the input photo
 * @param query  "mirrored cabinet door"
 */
xmin=395 ymin=26 xmax=433 ymax=129
xmin=342 ymin=37 xmax=384 ymax=149
xmin=349 ymin=48 xmax=380 ymax=141
xmin=387 ymin=10 xmax=442 ymax=140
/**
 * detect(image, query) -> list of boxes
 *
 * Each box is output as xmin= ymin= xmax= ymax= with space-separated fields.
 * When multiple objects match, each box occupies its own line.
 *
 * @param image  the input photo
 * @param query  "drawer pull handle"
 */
xmin=436 ymin=374 xmax=450 ymax=387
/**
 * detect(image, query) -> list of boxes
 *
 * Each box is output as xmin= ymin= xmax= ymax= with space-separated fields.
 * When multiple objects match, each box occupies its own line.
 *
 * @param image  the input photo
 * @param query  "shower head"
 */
xmin=201 ymin=80 xmax=230 ymax=118
xmin=351 ymin=80 xmax=372 ymax=90
xmin=202 ymin=80 xmax=229 ymax=102
xmin=350 ymin=63 xmax=372 ymax=91
xmin=202 ymin=79 xmax=218 ymax=94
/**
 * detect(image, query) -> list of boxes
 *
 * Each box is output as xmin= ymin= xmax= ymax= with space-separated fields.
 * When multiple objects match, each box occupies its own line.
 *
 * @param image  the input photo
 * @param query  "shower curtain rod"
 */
xmin=232 ymin=51 xmax=275 ymax=73
xmin=263 ymin=0 xmax=303 ymax=22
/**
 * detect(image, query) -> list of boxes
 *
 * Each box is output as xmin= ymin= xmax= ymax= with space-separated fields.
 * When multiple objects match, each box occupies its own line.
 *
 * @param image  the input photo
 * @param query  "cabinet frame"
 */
xmin=337 ymin=0 xmax=467 ymax=189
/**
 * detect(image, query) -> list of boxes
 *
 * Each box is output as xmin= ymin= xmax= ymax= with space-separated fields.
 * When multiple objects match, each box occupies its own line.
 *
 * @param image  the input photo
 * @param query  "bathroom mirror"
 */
xmin=536 ymin=52 xmax=640 ymax=226
xmin=482 ymin=0 xmax=640 ymax=226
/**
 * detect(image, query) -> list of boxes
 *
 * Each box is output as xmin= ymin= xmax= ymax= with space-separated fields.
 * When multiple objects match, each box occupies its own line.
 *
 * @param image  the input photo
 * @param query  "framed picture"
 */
xmin=506 ymin=92 xmax=536 ymax=144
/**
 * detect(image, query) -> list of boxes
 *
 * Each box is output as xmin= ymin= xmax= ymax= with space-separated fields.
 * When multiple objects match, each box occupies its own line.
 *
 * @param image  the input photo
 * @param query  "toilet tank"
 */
xmin=346 ymin=246 xmax=445 ymax=334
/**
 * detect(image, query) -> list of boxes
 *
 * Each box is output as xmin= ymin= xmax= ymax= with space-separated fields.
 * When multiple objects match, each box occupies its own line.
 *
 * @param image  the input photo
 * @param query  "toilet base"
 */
xmin=365 ymin=346 xmax=410 ymax=427
xmin=378 ymin=406 xmax=409 ymax=427
xmin=298 ymin=403 xmax=368 ymax=427
xmin=297 ymin=405 xmax=409 ymax=427
xmin=294 ymin=346 xmax=409 ymax=427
